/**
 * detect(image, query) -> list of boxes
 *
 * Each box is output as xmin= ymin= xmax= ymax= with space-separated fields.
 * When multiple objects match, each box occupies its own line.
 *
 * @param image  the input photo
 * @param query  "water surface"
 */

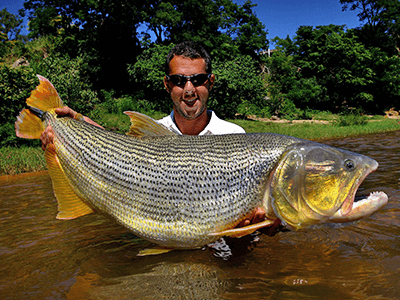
xmin=1 ymin=131 xmax=399 ymax=299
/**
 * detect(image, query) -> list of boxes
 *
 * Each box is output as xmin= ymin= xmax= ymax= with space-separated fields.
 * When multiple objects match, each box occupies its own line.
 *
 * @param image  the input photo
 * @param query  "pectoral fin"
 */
xmin=45 ymin=144 xmax=94 ymax=219
xmin=137 ymin=247 xmax=174 ymax=256
xmin=209 ymin=219 xmax=275 ymax=238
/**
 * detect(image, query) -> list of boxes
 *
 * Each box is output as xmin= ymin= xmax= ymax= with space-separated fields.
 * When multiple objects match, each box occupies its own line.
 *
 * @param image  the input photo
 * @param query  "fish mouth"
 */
xmin=330 ymin=191 xmax=388 ymax=223
xmin=332 ymin=158 xmax=388 ymax=221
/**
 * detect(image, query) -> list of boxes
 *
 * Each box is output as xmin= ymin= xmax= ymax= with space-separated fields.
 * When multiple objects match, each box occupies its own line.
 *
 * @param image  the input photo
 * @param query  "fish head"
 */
xmin=268 ymin=142 xmax=388 ymax=230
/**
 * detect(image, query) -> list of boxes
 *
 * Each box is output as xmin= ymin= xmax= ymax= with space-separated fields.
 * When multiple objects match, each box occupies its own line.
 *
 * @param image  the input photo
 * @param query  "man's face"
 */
xmin=164 ymin=55 xmax=215 ymax=120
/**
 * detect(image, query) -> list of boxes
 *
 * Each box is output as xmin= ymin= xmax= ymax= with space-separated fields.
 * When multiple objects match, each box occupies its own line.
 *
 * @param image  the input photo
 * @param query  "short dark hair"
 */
xmin=165 ymin=41 xmax=212 ymax=75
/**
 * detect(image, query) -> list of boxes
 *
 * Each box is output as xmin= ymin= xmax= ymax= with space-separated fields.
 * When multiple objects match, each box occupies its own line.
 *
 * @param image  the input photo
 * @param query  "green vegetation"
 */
xmin=232 ymin=116 xmax=400 ymax=140
xmin=1 ymin=0 xmax=400 ymax=175
xmin=0 ymin=147 xmax=45 ymax=175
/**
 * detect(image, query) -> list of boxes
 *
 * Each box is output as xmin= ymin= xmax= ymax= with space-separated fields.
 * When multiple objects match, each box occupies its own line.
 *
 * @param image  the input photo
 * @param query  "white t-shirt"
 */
xmin=157 ymin=110 xmax=246 ymax=135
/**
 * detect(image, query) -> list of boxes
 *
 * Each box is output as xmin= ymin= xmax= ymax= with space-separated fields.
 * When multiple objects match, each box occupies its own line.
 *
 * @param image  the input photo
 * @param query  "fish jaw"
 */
xmin=330 ymin=191 xmax=388 ymax=223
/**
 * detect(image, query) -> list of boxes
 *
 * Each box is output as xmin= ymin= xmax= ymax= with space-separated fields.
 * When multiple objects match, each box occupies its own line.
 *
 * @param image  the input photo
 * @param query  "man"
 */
xmin=40 ymin=41 xmax=272 ymax=230
xmin=158 ymin=41 xmax=245 ymax=136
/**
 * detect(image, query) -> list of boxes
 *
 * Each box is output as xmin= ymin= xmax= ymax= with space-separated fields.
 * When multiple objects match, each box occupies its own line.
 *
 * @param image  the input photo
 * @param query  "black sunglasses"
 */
xmin=166 ymin=73 xmax=211 ymax=87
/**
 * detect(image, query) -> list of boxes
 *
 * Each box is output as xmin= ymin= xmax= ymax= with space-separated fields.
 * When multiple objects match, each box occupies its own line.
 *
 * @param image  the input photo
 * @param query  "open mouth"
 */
xmin=332 ymin=191 xmax=388 ymax=222
xmin=183 ymin=99 xmax=197 ymax=107
xmin=332 ymin=159 xmax=388 ymax=222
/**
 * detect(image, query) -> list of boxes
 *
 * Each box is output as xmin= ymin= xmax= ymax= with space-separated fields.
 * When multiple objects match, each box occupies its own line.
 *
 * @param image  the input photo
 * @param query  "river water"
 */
xmin=1 ymin=131 xmax=399 ymax=299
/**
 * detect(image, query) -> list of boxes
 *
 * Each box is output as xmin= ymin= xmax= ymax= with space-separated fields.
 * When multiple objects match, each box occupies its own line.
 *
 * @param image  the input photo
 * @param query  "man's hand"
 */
xmin=236 ymin=207 xmax=282 ymax=236
xmin=236 ymin=207 xmax=266 ymax=227
xmin=39 ymin=106 xmax=102 ymax=150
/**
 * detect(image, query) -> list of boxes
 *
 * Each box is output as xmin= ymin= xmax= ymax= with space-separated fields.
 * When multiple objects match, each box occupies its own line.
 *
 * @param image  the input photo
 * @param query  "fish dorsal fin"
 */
xmin=209 ymin=219 xmax=275 ymax=238
xmin=45 ymin=144 xmax=94 ymax=219
xmin=27 ymin=75 xmax=64 ymax=111
xmin=124 ymin=111 xmax=176 ymax=137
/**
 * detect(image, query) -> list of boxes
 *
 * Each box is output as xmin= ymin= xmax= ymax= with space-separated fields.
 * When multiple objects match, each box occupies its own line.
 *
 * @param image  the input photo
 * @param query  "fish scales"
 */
xmin=44 ymin=112 xmax=298 ymax=248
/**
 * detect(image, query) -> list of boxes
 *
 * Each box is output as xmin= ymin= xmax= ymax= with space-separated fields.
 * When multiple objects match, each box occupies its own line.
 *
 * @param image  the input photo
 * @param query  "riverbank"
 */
xmin=231 ymin=114 xmax=400 ymax=140
xmin=1 ymin=115 xmax=399 ymax=176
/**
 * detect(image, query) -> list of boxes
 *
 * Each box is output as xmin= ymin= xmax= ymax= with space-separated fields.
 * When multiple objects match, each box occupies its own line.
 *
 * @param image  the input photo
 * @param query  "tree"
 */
xmin=23 ymin=0 xmax=145 ymax=93
xmin=0 ymin=8 xmax=24 ymax=41
xmin=23 ymin=0 xmax=267 ymax=95
xmin=276 ymin=25 xmax=377 ymax=112
xmin=340 ymin=0 xmax=400 ymax=55
xmin=141 ymin=0 xmax=268 ymax=60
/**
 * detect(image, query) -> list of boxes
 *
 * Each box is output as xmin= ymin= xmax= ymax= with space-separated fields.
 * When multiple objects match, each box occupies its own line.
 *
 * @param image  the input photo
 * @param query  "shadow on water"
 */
xmin=1 ymin=131 xmax=400 ymax=299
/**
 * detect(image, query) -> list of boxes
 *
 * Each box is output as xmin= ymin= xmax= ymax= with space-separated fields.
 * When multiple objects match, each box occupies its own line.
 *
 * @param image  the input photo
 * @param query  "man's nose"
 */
xmin=183 ymin=80 xmax=195 ymax=98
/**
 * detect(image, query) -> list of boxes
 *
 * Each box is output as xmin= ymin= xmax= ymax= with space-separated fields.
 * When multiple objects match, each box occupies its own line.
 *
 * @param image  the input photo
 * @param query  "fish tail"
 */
xmin=15 ymin=75 xmax=64 ymax=139
xmin=15 ymin=76 xmax=94 ymax=220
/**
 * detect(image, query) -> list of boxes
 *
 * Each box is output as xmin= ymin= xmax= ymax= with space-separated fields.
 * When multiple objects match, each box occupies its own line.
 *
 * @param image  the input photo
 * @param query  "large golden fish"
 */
xmin=15 ymin=76 xmax=388 ymax=255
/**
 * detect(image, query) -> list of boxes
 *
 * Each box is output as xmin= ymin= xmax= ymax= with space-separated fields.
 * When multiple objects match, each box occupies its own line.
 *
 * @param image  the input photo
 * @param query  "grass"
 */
xmin=0 ymin=147 xmax=46 ymax=176
xmin=229 ymin=115 xmax=400 ymax=141
xmin=1 ymin=112 xmax=399 ymax=176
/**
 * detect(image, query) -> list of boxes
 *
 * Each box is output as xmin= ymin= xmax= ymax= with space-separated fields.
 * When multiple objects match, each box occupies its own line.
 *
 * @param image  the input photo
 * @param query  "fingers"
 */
xmin=40 ymin=126 xmax=54 ymax=151
xmin=236 ymin=207 xmax=267 ymax=228
xmin=237 ymin=219 xmax=251 ymax=227
xmin=55 ymin=106 xmax=77 ymax=118
xmin=252 ymin=207 xmax=266 ymax=224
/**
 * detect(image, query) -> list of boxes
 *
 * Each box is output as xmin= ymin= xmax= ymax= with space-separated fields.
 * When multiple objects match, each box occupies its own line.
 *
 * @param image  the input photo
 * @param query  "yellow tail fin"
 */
xmin=15 ymin=75 xmax=64 ymax=139
xmin=27 ymin=75 xmax=64 ymax=112
xmin=15 ymin=108 xmax=45 ymax=139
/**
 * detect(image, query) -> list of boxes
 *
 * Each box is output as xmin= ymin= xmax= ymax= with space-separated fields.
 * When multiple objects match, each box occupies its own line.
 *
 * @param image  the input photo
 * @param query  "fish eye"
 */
xmin=344 ymin=159 xmax=355 ymax=171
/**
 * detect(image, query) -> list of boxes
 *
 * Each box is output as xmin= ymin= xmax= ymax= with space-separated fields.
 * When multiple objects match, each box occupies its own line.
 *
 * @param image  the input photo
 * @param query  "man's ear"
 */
xmin=164 ymin=76 xmax=171 ymax=93
xmin=208 ymin=74 xmax=215 ymax=90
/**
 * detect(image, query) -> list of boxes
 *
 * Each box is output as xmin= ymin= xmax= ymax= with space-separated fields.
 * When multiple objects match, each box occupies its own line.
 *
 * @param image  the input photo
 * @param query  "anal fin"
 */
xmin=45 ymin=144 xmax=94 ymax=219
xmin=209 ymin=220 xmax=275 ymax=238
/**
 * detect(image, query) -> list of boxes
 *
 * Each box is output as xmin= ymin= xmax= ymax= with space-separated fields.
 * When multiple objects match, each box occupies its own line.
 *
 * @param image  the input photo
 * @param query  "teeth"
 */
xmin=367 ymin=191 xmax=388 ymax=200
xmin=330 ymin=191 xmax=388 ymax=223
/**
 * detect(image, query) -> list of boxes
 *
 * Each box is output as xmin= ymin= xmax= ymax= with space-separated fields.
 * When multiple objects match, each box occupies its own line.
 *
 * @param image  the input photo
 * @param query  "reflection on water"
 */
xmin=1 ymin=131 xmax=400 ymax=299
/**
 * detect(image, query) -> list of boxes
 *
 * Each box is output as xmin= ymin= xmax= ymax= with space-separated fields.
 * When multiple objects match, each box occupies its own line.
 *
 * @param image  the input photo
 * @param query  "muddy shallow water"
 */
xmin=1 ymin=131 xmax=399 ymax=299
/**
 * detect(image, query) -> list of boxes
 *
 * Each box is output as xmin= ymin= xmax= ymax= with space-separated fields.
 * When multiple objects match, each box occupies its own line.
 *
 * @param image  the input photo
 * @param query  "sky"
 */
xmin=2 ymin=0 xmax=363 ymax=47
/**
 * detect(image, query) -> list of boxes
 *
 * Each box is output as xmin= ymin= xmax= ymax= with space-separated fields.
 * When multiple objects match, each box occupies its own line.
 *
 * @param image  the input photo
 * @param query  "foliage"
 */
xmin=340 ymin=0 xmax=400 ymax=55
xmin=0 ymin=54 xmax=100 ymax=147
xmin=30 ymin=54 xmax=100 ymax=115
xmin=0 ymin=65 xmax=38 ymax=147
xmin=275 ymin=25 xmax=382 ymax=112
xmin=98 ymin=91 xmax=156 ymax=115
xmin=23 ymin=0 xmax=143 ymax=93
xmin=1 ymin=0 xmax=399 ymax=132
xmin=331 ymin=112 xmax=368 ymax=126
xmin=260 ymin=50 xmax=324 ymax=119
xmin=23 ymin=0 xmax=268 ymax=94
xmin=0 ymin=65 xmax=36 ymax=124
xmin=0 ymin=9 xmax=27 ymax=61
xmin=0 ymin=8 xmax=24 ymax=41
xmin=127 ymin=43 xmax=173 ymax=113
xmin=212 ymin=54 xmax=268 ymax=118
xmin=141 ymin=0 xmax=268 ymax=60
